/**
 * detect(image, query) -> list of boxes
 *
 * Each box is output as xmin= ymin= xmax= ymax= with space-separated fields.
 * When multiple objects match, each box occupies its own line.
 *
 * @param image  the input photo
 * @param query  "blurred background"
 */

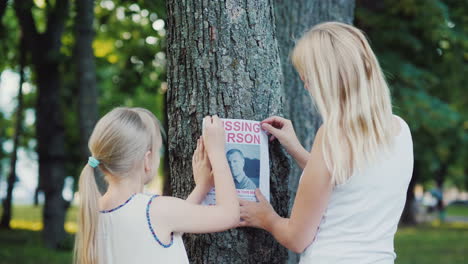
xmin=0 ymin=0 xmax=466 ymax=263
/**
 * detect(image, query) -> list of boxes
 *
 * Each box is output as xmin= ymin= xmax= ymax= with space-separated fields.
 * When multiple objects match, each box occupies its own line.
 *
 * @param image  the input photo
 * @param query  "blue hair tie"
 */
xmin=88 ymin=157 xmax=100 ymax=168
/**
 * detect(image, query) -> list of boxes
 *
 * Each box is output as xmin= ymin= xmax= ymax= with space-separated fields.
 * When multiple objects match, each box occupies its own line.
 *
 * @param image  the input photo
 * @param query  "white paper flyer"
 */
xmin=202 ymin=118 xmax=270 ymax=205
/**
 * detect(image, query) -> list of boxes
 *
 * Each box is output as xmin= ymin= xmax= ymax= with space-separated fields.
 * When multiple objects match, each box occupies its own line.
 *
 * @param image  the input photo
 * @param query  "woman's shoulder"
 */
xmin=392 ymin=114 xmax=411 ymax=138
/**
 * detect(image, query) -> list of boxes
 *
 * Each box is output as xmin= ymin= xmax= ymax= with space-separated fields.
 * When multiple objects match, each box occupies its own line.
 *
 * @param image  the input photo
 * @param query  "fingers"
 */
xmin=255 ymin=189 xmax=267 ymax=203
xmin=239 ymin=199 xmax=252 ymax=206
xmin=193 ymin=139 xmax=199 ymax=163
xmin=206 ymin=115 xmax=213 ymax=123
xmin=239 ymin=206 xmax=250 ymax=220
xmin=261 ymin=115 xmax=283 ymax=124
xmin=199 ymin=137 xmax=205 ymax=156
xmin=261 ymin=123 xmax=280 ymax=137
xmin=261 ymin=116 xmax=289 ymax=127
xmin=212 ymin=114 xmax=220 ymax=124
xmin=238 ymin=220 xmax=249 ymax=228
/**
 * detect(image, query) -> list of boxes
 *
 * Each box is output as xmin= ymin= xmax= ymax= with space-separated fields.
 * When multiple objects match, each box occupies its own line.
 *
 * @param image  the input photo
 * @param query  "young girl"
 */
xmin=239 ymin=22 xmax=413 ymax=264
xmin=74 ymin=107 xmax=238 ymax=264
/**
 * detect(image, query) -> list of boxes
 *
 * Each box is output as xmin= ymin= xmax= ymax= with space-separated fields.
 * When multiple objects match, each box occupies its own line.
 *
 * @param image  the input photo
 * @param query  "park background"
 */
xmin=0 ymin=0 xmax=467 ymax=263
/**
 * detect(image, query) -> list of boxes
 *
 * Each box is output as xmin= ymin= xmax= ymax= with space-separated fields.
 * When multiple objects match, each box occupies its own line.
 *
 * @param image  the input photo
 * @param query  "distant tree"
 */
xmin=14 ymin=0 xmax=70 ymax=248
xmin=75 ymin=0 xmax=98 ymax=176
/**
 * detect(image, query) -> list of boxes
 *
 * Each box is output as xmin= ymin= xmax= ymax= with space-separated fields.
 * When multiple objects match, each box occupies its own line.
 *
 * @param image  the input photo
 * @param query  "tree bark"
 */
xmin=166 ymin=0 xmax=290 ymax=263
xmin=14 ymin=0 xmax=70 ymax=248
xmin=273 ymin=1 xmax=355 ymax=262
xmin=0 ymin=34 xmax=26 ymax=229
xmin=162 ymin=92 xmax=172 ymax=196
xmin=75 ymin=0 xmax=102 ymax=192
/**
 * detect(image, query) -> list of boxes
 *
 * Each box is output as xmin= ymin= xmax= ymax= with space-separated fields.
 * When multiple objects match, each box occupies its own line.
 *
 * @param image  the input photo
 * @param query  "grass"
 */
xmin=0 ymin=229 xmax=73 ymax=264
xmin=446 ymin=205 xmax=468 ymax=218
xmin=0 ymin=205 xmax=78 ymax=233
xmin=0 ymin=204 xmax=467 ymax=263
xmin=0 ymin=205 xmax=77 ymax=264
xmin=395 ymin=223 xmax=468 ymax=264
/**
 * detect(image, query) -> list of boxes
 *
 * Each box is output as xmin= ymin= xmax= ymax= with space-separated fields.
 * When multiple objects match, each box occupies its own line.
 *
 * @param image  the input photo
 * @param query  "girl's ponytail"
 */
xmin=74 ymin=164 xmax=100 ymax=264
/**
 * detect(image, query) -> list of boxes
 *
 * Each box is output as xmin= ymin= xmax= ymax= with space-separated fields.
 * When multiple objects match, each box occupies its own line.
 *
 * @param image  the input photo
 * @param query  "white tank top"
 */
xmin=97 ymin=193 xmax=189 ymax=264
xmin=300 ymin=116 xmax=413 ymax=264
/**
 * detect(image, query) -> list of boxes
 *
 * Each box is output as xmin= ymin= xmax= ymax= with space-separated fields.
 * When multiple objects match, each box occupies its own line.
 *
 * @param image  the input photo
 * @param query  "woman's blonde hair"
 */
xmin=74 ymin=107 xmax=162 ymax=264
xmin=291 ymin=22 xmax=395 ymax=185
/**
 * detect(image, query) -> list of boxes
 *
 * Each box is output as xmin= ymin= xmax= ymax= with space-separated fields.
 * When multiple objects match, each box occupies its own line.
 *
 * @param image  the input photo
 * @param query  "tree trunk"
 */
xmin=401 ymin=160 xmax=419 ymax=225
xmin=166 ymin=0 xmax=290 ymax=263
xmin=0 ymin=34 xmax=26 ymax=229
xmin=14 ymin=0 xmax=70 ymax=248
xmin=435 ymin=163 xmax=448 ymax=221
xmin=273 ymin=1 xmax=355 ymax=262
xmin=75 ymin=0 xmax=102 ymax=192
xmin=35 ymin=53 xmax=68 ymax=248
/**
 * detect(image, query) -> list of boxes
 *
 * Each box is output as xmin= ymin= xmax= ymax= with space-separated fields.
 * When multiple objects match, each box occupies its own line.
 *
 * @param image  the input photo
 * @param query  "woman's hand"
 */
xmin=261 ymin=116 xmax=309 ymax=169
xmin=239 ymin=189 xmax=279 ymax=230
xmin=261 ymin=116 xmax=301 ymax=152
xmin=192 ymin=137 xmax=213 ymax=189
xmin=203 ymin=115 xmax=226 ymax=159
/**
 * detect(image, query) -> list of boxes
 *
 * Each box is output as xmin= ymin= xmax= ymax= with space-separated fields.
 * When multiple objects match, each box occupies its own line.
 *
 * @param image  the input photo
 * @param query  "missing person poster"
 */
xmin=202 ymin=118 xmax=270 ymax=205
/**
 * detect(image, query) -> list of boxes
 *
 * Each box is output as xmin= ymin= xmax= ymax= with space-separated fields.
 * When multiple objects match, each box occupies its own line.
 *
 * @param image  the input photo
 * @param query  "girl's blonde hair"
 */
xmin=74 ymin=107 xmax=162 ymax=264
xmin=291 ymin=22 xmax=395 ymax=185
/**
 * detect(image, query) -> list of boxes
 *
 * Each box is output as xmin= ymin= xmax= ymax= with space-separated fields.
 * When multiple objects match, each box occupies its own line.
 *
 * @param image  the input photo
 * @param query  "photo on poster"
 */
xmin=226 ymin=144 xmax=260 ymax=190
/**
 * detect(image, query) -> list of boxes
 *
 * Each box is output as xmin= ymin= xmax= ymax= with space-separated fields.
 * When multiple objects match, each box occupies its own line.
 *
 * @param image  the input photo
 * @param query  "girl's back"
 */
xmin=97 ymin=194 xmax=188 ymax=264
xmin=301 ymin=116 xmax=413 ymax=264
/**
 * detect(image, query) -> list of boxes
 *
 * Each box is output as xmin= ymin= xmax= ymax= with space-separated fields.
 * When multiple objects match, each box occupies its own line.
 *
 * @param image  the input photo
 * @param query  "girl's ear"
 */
xmin=144 ymin=150 xmax=152 ymax=173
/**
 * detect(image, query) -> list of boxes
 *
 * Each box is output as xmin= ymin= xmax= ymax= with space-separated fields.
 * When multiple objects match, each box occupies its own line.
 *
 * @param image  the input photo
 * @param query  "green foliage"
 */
xmin=356 ymin=0 xmax=468 ymax=189
xmin=0 ymin=2 xmax=20 ymax=71
xmin=67 ymin=0 xmax=168 ymax=181
xmin=92 ymin=0 xmax=167 ymax=119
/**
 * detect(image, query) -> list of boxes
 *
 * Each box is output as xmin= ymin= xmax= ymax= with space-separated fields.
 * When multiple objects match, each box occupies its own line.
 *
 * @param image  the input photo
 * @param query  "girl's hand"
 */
xmin=261 ymin=116 xmax=301 ymax=154
xmin=203 ymin=115 xmax=225 ymax=158
xmin=192 ymin=137 xmax=213 ymax=189
xmin=239 ymin=189 xmax=279 ymax=230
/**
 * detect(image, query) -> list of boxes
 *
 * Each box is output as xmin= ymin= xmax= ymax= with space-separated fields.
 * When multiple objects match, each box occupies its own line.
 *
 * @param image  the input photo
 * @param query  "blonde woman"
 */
xmin=74 ymin=108 xmax=238 ymax=264
xmin=239 ymin=22 xmax=413 ymax=264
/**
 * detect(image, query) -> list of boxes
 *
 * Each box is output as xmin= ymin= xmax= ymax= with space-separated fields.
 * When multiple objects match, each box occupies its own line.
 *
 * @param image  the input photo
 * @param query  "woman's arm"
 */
xmin=261 ymin=116 xmax=309 ymax=169
xmin=151 ymin=115 xmax=240 ymax=235
xmin=240 ymin=126 xmax=332 ymax=253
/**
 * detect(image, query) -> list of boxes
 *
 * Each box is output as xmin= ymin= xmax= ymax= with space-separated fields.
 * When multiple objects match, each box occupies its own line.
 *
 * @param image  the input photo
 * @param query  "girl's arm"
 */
xmin=261 ymin=116 xmax=309 ymax=169
xmin=185 ymin=185 xmax=211 ymax=204
xmin=185 ymin=137 xmax=214 ymax=205
xmin=150 ymin=115 xmax=239 ymax=236
xmin=239 ymin=126 xmax=332 ymax=253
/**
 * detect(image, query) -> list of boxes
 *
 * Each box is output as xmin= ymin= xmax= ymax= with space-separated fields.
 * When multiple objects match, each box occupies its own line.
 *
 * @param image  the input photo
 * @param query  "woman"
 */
xmin=239 ymin=22 xmax=413 ymax=264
